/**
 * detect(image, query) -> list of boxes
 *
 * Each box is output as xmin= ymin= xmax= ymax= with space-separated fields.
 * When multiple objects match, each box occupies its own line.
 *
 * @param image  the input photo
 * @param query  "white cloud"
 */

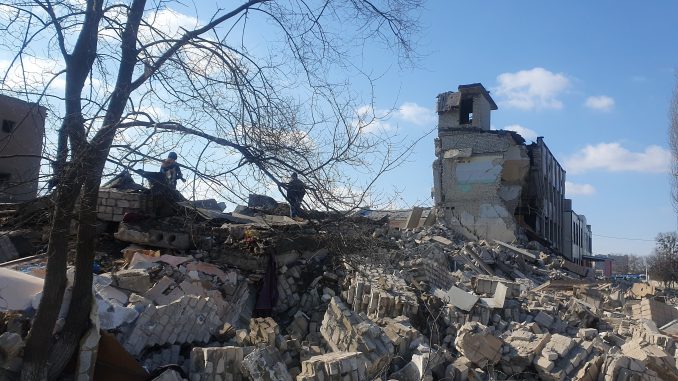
xmin=565 ymin=142 xmax=671 ymax=174
xmin=0 ymin=57 xmax=66 ymax=92
xmin=356 ymin=102 xmax=434 ymax=133
xmin=585 ymin=95 xmax=615 ymax=111
xmin=494 ymin=67 xmax=570 ymax=110
xmin=397 ymin=102 xmax=435 ymax=126
xmin=565 ymin=181 xmax=596 ymax=196
xmin=503 ymin=124 xmax=538 ymax=141
xmin=142 ymin=8 xmax=201 ymax=40
xmin=355 ymin=105 xmax=393 ymax=133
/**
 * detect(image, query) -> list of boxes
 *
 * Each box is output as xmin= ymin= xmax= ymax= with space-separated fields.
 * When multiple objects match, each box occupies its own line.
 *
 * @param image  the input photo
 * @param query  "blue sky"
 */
xmin=359 ymin=1 xmax=678 ymax=256
xmin=1 ymin=1 xmax=676 ymax=256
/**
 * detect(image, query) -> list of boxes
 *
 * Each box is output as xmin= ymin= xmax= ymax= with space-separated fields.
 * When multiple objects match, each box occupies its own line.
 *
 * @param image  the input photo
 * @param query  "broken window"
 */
xmin=2 ymin=119 xmax=15 ymax=133
xmin=459 ymin=97 xmax=473 ymax=125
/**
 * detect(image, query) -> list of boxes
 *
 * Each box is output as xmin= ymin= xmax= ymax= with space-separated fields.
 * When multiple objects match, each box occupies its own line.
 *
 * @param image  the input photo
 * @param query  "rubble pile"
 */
xmin=1 ymin=199 xmax=678 ymax=380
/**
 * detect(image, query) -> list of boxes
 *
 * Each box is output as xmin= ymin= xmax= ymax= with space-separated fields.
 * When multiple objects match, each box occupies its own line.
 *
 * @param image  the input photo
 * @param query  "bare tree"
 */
xmin=671 ymin=74 xmax=678 ymax=214
xmin=647 ymin=232 xmax=678 ymax=286
xmin=0 ymin=1 xmax=423 ymax=379
xmin=627 ymin=254 xmax=647 ymax=274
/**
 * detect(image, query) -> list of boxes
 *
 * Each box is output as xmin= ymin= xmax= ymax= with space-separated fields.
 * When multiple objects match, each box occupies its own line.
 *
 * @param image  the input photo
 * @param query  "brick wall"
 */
xmin=97 ymin=189 xmax=151 ymax=222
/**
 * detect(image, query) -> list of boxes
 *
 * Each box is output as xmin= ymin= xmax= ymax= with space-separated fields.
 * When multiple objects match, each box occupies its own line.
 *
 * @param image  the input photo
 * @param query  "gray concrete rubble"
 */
xmin=2 ymin=207 xmax=678 ymax=381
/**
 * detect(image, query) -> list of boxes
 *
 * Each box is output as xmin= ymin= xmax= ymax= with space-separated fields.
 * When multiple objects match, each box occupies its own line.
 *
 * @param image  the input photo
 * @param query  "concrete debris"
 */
xmin=297 ymin=351 xmax=369 ymax=381
xmin=454 ymin=322 xmax=502 ymax=368
xmin=632 ymin=298 xmax=678 ymax=328
xmin=190 ymin=346 xmax=252 ymax=381
xmin=631 ymin=282 xmax=656 ymax=298
xmin=151 ymin=369 xmax=186 ymax=381
xmin=343 ymin=272 xmax=419 ymax=319
xmin=434 ymin=286 xmax=479 ymax=312
xmin=113 ymin=268 xmax=152 ymax=293
xmin=321 ymin=297 xmax=394 ymax=376
xmin=122 ymin=294 xmax=224 ymax=355
xmin=241 ymin=346 xmax=293 ymax=381
xmin=4 ymin=195 xmax=678 ymax=381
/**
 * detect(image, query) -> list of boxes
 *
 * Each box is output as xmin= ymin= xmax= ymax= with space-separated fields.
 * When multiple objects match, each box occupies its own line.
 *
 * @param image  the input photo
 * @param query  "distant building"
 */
xmin=562 ymin=199 xmax=592 ymax=264
xmin=431 ymin=83 xmax=591 ymax=257
xmin=0 ymin=95 xmax=46 ymax=202
xmin=582 ymin=254 xmax=613 ymax=278
xmin=609 ymin=254 xmax=630 ymax=274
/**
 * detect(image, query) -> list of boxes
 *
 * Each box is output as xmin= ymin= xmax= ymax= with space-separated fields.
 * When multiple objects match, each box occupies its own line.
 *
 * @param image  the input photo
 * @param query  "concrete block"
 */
xmin=113 ymin=269 xmax=151 ymax=293
xmin=454 ymin=322 xmax=502 ymax=368
xmin=534 ymin=311 xmax=554 ymax=328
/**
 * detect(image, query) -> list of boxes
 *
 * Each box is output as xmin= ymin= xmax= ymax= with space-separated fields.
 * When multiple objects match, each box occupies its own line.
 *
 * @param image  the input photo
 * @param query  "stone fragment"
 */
xmin=454 ymin=322 xmax=502 ymax=368
xmin=297 ymin=352 xmax=368 ymax=381
xmin=241 ymin=346 xmax=292 ymax=381
xmin=113 ymin=269 xmax=151 ymax=293
xmin=533 ymin=311 xmax=554 ymax=328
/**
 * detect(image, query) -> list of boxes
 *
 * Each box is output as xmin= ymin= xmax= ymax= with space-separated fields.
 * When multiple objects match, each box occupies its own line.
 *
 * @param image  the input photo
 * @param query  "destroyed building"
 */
xmin=432 ymin=83 xmax=590 ymax=257
xmin=1 ymin=162 xmax=678 ymax=381
xmin=0 ymin=95 xmax=46 ymax=202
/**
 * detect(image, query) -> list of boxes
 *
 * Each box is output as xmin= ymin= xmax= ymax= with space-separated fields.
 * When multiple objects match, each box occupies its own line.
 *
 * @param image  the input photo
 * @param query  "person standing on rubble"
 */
xmin=286 ymin=172 xmax=306 ymax=218
xmin=160 ymin=152 xmax=185 ymax=189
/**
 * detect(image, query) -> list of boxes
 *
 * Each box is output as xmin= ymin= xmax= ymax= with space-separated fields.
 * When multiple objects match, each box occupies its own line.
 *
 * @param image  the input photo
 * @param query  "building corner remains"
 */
xmin=431 ymin=83 xmax=590 ymax=260
xmin=0 ymin=95 xmax=46 ymax=202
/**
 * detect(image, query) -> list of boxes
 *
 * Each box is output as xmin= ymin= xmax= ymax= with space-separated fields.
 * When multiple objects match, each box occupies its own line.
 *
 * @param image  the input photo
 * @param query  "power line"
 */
xmin=593 ymin=233 xmax=655 ymax=242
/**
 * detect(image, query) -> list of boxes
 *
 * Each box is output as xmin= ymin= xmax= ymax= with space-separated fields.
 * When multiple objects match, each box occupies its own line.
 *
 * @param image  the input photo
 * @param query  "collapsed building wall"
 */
xmin=432 ymin=130 xmax=530 ymax=242
xmin=432 ymin=83 xmax=591 ymax=254
xmin=432 ymin=84 xmax=530 ymax=242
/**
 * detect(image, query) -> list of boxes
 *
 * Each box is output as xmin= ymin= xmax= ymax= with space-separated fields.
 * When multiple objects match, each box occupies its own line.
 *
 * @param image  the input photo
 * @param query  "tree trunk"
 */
xmin=21 ymin=169 xmax=79 ymax=381
xmin=47 ymin=159 xmax=101 ymax=379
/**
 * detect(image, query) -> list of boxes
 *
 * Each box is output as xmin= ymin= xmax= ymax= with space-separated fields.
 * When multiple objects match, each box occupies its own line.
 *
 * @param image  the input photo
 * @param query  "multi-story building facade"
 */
xmin=0 ymin=95 xmax=46 ymax=202
xmin=562 ymin=199 xmax=592 ymax=263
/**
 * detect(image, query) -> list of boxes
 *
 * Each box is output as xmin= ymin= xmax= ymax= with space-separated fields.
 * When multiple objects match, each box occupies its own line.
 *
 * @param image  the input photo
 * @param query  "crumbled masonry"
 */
xmin=1 ymin=199 xmax=678 ymax=381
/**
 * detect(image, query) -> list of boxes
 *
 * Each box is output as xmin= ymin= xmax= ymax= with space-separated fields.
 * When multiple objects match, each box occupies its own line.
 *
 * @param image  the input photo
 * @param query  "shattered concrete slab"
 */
xmin=434 ymin=286 xmax=479 ymax=311
xmin=122 ymin=295 xmax=224 ymax=356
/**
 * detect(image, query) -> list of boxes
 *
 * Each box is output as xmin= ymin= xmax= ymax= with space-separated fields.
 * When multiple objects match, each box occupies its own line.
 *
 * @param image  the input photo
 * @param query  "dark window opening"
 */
xmin=2 ymin=120 xmax=15 ymax=133
xmin=0 ymin=173 xmax=10 ymax=188
xmin=459 ymin=98 xmax=473 ymax=124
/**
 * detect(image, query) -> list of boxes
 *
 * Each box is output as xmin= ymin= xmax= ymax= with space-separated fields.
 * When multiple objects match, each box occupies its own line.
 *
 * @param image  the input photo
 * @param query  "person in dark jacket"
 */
xmin=286 ymin=172 xmax=305 ymax=218
xmin=160 ymin=152 xmax=185 ymax=189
